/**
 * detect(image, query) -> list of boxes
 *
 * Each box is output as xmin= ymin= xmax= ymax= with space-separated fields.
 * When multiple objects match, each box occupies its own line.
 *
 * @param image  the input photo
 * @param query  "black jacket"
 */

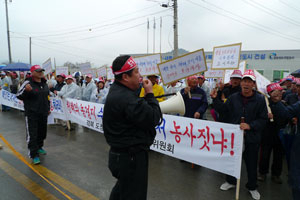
xmin=284 ymin=93 xmax=300 ymax=105
xmin=213 ymin=91 xmax=268 ymax=144
xmin=50 ymin=81 xmax=65 ymax=92
xmin=16 ymin=77 xmax=50 ymax=116
xmin=103 ymin=81 xmax=162 ymax=149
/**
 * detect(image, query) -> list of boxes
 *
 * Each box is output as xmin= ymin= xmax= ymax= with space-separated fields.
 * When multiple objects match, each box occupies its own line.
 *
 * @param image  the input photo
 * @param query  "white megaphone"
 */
xmin=159 ymin=91 xmax=185 ymax=115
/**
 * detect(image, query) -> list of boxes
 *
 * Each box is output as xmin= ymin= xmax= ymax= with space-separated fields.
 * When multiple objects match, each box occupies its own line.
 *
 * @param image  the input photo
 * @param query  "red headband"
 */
xmin=113 ymin=57 xmax=137 ymax=75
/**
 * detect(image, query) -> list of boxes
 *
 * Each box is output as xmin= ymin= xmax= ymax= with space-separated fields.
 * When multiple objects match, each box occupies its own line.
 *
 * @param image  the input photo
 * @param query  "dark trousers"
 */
xmin=259 ymin=141 xmax=283 ymax=176
xmin=226 ymin=143 xmax=260 ymax=190
xmin=108 ymin=148 xmax=149 ymax=200
xmin=25 ymin=114 xmax=48 ymax=158
xmin=292 ymin=189 xmax=300 ymax=200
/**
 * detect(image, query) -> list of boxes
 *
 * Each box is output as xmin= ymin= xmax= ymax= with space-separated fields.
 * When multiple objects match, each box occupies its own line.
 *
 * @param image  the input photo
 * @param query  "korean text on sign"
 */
xmin=212 ymin=43 xmax=241 ymax=70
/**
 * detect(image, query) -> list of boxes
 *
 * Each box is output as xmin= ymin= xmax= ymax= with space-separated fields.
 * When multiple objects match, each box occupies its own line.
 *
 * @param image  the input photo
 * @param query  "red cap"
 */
xmin=86 ymin=74 xmax=92 ymax=78
xmin=186 ymin=75 xmax=198 ymax=81
xmin=65 ymin=75 xmax=73 ymax=80
xmin=295 ymin=78 xmax=300 ymax=86
xmin=242 ymin=69 xmax=256 ymax=81
xmin=30 ymin=65 xmax=45 ymax=73
xmin=230 ymin=70 xmax=242 ymax=79
xmin=113 ymin=57 xmax=137 ymax=75
xmin=98 ymin=77 xmax=105 ymax=83
xmin=57 ymin=73 xmax=66 ymax=78
xmin=267 ymin=83 xmax=283 ymax=93
xmin=197 ymin=75 xmax=205 ymax=79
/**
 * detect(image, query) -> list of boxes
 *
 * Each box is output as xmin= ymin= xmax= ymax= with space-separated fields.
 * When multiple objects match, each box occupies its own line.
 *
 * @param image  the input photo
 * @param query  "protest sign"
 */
xmin=211 ymin=43 xmax=241 ymax=70
xmin=55 ymin=66 xmax=69 ymax=76
xmin=0 ymin=91 xmax=244 ymax=179
xmin=42 ymin=58 xmax=52 ymax=75
xmin=0 ymin=89 xmax=24 ymax=111
xmin=158 ymin=49 xmax=207 ymax=85
xmin=97 ymin=67 xmax=107 ymax=78
xmin=91 ymin=68 xmax=98 ymax=79
xmin=254 ymin=69 xmax=271 ymax=95
xmin=106 ymin=67 xmax=114 ymax=80
xmin=79 ymin=62 xmax=92 ymax=75
xmin=134 ymin=54 xmax=161 ymax=76
xmin=204 ymin=62 xmax=224 ymax=78
xmin=223 ymin=61 xmax=247 ymax=84
xmin=153 ymin=115 xmax=243 ymax=179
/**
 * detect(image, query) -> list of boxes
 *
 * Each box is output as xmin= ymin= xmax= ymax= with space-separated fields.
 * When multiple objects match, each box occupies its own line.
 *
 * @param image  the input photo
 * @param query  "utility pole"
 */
xmin=160 ymin=16 xmax=162 ymax=54
xmin=153 ymin=17 xmax=156 ymax=54
xmin=5 ymin=0 xmax=12 ymax=63
xmin=173 ymin=0 xmax=178 ymax=58
xmin=147 ymin=18 xmax=149 ymax=54
xmin=29 ymin=37 xmax=32 ymax=65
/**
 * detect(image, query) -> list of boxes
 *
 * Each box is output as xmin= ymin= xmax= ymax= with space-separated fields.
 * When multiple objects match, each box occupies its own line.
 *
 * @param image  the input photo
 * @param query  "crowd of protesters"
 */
xmin=0 ymin=62 xmax=300 ymax=200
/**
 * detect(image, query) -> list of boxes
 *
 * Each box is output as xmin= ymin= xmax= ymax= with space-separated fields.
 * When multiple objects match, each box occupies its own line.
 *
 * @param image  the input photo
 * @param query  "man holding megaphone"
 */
xmin=103 ymin=55 xmax=163 ymax=200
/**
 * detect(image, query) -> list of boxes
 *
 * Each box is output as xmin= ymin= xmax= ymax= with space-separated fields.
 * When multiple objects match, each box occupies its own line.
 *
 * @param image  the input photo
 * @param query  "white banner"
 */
xmin=212 ymin=43 xmax=241 ymax=70
xmin=158 ymin=49 xmax=207 ymax=85
xmin=254 ymin=69 xmax=271 ymax=95
xmin=107 ymin=67 xmax=114 ymax=80
xmin=0 ymin=92 xmax=244 ymax=179
xmin=0 ymin=89 xmax=24 ymax=111
xmin=79 ymin=62 xmax=92 ymax=76
xmin=42 ymin=58 xmax=52 ymax=75
xmin=134 ymin=54 xmax=161 ymax=76
xmin=97 ymin=67 xmax=107 ymax=78
xmin=204 ymin=62 xmax=224 ymax=78
xmin=152 ymin=115 xmax=243 ymax=179
xmin=223 ymin=61 xmax=247 ymax=84
xmin=55 ymin=66 xmax=69 ymax=76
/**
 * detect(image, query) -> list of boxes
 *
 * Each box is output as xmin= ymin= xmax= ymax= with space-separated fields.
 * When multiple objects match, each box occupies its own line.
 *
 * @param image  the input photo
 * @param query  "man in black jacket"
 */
xmin=211 ymin=69 xmax=267 ymax=200
xmin=103 ymin=55 xmax=162 ymax=200
xmin=50 ymin=73 xmax=66 ymax=95
xmin=17 ymin=65 xmax=50 ymax=165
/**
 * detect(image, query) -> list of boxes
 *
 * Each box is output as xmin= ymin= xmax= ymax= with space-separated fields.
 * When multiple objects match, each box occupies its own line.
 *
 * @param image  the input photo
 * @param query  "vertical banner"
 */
xmin=42 ymin=58 xmax=52 ymax=75
xmin=204 ymin=62 xmax=225 ymax=78
xmin=223 ymin=61 xmax=247 ymax=83
xmin=211 ymin=43 xmax=242 ymax=70
xmin=106 ymin=67 xmax=114 ymax=80
xmin=134 ymin=54 xmax=161 ymax=76
xmin=97 ymin=67 xmax=107 ymax=78
xmin=254 ymin=69 xmax=271 ymax=95
xmin=55 ymin=66 xmax=69 ymax=76
xmin=158 ymin=49 xmax=207 ymax=85
xmin=79 ymin=62 xmax=92 ymax=76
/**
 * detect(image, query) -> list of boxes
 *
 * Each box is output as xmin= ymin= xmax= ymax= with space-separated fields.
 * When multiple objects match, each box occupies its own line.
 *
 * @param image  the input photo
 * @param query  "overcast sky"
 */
xmin=1 ymin=0 xmax=300 ymax=67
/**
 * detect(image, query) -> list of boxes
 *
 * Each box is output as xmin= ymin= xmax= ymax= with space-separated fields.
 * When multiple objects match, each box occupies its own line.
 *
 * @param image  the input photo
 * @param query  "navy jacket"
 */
xmin=284 ymin=93 xmax=300 ymax=105
xmin=270 ymin=101 xmax=300 ymax=190
xmin=16 ymin=77 xmax=50 ymax=116
xmin=180 ymin=87 xmax=208 ymax=119
xmin=213 ymin=91 xmax=268 ymax=144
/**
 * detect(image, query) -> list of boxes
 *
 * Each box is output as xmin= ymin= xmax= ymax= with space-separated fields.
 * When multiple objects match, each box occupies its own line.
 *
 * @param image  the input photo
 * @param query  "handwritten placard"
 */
xmin=158 ymin=49 xmax=207 ymax=85
xmin=254 ymin=69 xmax=271 ymax=95
xmin=56 ymin=66 xmax=69 ymax=76
xmin=79 ymin=62 xmax=92 ymax=75
xmin=134 ymin=54 xmax=161 ymax=76
xmin=42 ymin=58 xmax=52 ymax=75
xmin=106 ymin=67 xmax=114 ymax=80
xmin=97 ymin=67 xmax=107 ymax=78
xmin=211 ymin=43 xmax=241 ymax=70
xmin=223 ymin=61 xmax=246 ymax=84
xmin=204 ymin=62 xmax=224 ymax=78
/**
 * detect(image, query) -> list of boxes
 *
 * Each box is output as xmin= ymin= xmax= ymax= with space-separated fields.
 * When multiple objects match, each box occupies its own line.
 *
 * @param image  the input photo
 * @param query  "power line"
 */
xmin=12 ymin=5 xmax=158 ymax=35
xmin=185 ymin=0 xmax=300 ymax=43
xmin=278 ymin=0 xmax=300 ymax=14
xmin=30 ymin=9 xmax=171 ymax=39
xmin=242 ymin=0 xmax=300 ymax=27
xmin=53 ymin=15 xmax=171 ymax=44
